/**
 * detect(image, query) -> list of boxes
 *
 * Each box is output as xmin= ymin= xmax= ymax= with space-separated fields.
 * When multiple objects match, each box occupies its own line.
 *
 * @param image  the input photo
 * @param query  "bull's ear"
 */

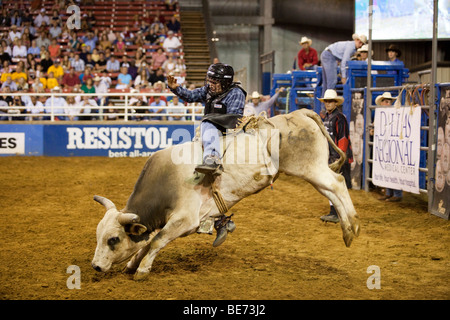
xmin=126 ymin=223 xmax=147 ymax=236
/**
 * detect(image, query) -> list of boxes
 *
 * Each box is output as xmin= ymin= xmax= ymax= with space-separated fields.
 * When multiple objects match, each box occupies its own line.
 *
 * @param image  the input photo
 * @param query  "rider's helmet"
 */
xmin=205 ymin=63 xmax=234 ymax=96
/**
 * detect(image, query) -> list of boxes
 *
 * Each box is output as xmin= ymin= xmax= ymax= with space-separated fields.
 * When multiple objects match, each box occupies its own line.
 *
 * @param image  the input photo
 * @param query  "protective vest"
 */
xmin=204 ymin=83 xmax=247 ymax=116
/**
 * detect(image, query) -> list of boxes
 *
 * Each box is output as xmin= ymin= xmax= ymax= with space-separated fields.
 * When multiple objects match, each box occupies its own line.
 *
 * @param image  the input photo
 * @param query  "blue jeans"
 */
xmin=386 ymin=188 xmax=403 ymax=198
xmin=320 ymin=50 xmax=338 ymax=91
xmin=200 ymin=121 xmax=221 ymax=161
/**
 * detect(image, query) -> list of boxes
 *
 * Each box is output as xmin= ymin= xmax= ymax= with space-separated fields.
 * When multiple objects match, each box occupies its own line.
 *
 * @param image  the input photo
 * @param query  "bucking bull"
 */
xmin=92 ymin=109 xmax=360 ymax=280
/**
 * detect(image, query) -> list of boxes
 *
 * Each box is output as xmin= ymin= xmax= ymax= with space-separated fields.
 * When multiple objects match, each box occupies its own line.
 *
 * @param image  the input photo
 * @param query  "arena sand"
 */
xmin=0 ymin=156 xmax=448 ymax=300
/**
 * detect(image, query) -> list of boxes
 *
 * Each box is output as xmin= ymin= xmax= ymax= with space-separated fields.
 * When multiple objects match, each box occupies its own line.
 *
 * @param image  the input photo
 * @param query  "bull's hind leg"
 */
xmin=133 ymin=213 xmax=199 ymax=281
xmin=305 ymin=168 xmax=360 ymax=247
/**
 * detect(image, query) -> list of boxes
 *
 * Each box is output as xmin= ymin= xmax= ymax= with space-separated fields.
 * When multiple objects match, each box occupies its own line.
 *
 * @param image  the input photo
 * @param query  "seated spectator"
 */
xmin=34 ymin=9 xmax=50 ymax=28
xmin=162 ymin=31 xmax=182 ymax=53
xmin=130 ymin=90 xmax=148 ymax=121
xmin=93 ymin=75 xmax=111 ymax=106
xmin=149 ymin=95 xmax=167 ymax=120
xmin=10 ymin=95 xmax=26 ymax=121
xmin=134 ymin=49 xmax=146 ymax=68
xmin=120 ymin=55 xmax=131 ymax=69
xmin=30 ymin=77 xmax=44 ymax=92
xmin=116 ymin=66 xmax=132 ymax=89
xmin=17 ymin=77 xmax=29 ymax=91
xmin=134 ymin=69 xmax=150 ymax=89
xmin=79 ymin=44 xmax=89 ymax=63
xmin=62 ymin=67 xmax=81 ymax=89
xmin=175 ymin=56 xmax=186 ymax=73
xmin=47 ymin=59 xmax=64 ymax=82
xmin=12 ymin=38 xmax=27 ymax=58
xmin=68 ymin=31 xmax=81 ymax=51
xmin=144 ymin=28 xmax=159 ymax=45
xmin=71 ymin=54 xmax=85 ymax=72
xmin=65 ymin=96 xmax=80 ymax=121
xmin=79 ymin=95 xmax=98 ymax=120
xmin=105 ymin=101 xmax=119 ymax=120
xmin=149 ymin=68 xmax=166 ymax=85
xmin=11 ymin=64 xmax=28 ymax=84
xmin=25 ymin=95 xmax=45 ymax=121
xmin=85 ymin=53 xmax=96 ymax=69
xmin=45 ymin=72 xmax=59 ymax=90
xmin=172 ymin=68 xmax=185 ymax=87
xmin=121 ymin=27 xmax=135 ymax=45
xmin=21 ymin=27 xmax=34 ymax=48
xmin=49 ymin=20 xmax=62 ymax=39
xmin=0 ymin=46 xmax=13 ymax=66
xmin=44 ymin=86 xmax=68 ymax=120
xmin=27 ymin=40 xmax=41 ymax=56
xmin=151 ymin=16 xmax=165 ymax=33
xmin=0 ymin=61 xmax=13 ymax=83
xmin=114 ymin=36 xmax=126 ymax=53
xmin=166 ymin=15 xmax=181 ymax=34
xmin=48 ymin=38 xmax=62 ymax=60
xmin=9 ymin=25 xmax=22 ymax=43
xmin=1 ymin=76 xmax=18 ymax=92
xmin=36 ymin=31 xmax=51 ymax=50
xmin=81 ymin=77 xmax=96 ymax=94
xmin=79 ymin=66 xmax=94 ymax=85
xmin=106 ymin=55 xmax=120 ymax=73
xmin=153 ymin=47 xmax=167 ymax=70
xmin=297 ymin=36 xmax=318 ymax=71
xmin=61 ymin=55 xmax=71 ymax=73
xmin=85 ymin=11 xmax=97 ymax=31
xmin=162 ymin=53 xmax=176 ymax=75
xmin=99 ymin=34 xmax=112 ymax=51
xmin=167 ymin=95 xmax=186 ymax=121
xmin=386 ymin=44 xmax=402 ymax=63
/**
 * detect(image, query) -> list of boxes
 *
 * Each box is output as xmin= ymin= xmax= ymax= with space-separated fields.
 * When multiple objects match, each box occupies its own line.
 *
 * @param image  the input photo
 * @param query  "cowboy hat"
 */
xmin=357 ymin=44 xmax=374 ymax=55
xmin=317 ymin=89 xmax=345 ymax=105
xmin=352 ymin=33 xmax=367 ymax=44
xmin=93 ymin=76 xmax=101 ymax=82
xmin=299 ymin=36 xmax=312 ymax=45
xmin=250 ymin=91 xmax=261 ymax=99
xmin=385 ymin=44 xmax=401 ymax=57
xmin=375 ymin=92 xmax=397 ymax=105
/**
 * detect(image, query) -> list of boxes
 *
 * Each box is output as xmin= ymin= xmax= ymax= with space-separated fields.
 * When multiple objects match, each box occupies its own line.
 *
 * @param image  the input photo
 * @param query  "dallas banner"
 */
xmin=372 ymin=106 xmax=422 ymax=194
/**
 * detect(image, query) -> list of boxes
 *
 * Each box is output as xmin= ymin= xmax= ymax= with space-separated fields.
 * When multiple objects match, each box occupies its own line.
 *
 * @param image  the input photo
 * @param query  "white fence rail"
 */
xmin=0 ymin=92 xmax=205 ymax=122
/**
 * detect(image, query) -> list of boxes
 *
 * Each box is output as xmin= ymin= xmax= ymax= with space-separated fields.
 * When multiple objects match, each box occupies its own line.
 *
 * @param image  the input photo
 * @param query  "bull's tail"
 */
xmin=303 ymin=109 xmax=346 ymax=173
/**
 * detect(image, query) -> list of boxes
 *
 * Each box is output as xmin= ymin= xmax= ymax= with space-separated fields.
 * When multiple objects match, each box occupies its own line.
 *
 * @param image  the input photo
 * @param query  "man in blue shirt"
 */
xmin=320 ymin=34 xmax=367 ymax=92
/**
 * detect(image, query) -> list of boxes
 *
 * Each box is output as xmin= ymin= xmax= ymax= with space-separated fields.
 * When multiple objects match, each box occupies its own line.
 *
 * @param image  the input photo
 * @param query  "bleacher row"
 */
xmin=0 ymin=0 xmax=187 ymax=98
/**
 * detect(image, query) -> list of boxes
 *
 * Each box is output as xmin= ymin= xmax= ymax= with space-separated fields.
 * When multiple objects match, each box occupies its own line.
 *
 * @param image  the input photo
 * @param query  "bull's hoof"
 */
xmin=134 ymin=271 xmax=150 ymax=281
xmin=122 ymin=265 xmax=137 ymax=274
xmin=342 ymin=228 xmax=354 ymax=247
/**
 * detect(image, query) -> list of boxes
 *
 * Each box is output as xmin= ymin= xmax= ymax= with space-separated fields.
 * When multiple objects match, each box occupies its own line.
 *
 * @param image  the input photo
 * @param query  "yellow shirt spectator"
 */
xmin=46 ymin=77 xmax=59 ymax=90
xmin=0 ymin=72 xmax=12 ymax=83
xmin=11 ymin=71 xmax=28 ymax=83
xmin=47 ymin=64 xmax=64 ymax=79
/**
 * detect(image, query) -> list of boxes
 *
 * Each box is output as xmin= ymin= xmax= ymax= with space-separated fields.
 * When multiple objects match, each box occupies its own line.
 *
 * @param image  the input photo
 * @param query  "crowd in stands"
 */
xmin=0 ymin=0 xmax=207 ymax=121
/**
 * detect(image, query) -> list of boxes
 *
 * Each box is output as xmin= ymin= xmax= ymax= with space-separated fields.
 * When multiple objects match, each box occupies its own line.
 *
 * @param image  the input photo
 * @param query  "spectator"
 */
xmin=320 ymin=34 xmax=366 ymax=92
xmin=62 ymin=66 xmax=81 ymax=89
xmin=17 ymin=77 xmax=29 ymax=91
xmin=1 ymin=76 xmax=18 ymax=92
xmin=99 ymin=34 xmax=111 ymax=51
xmin=114 ymin=36 xmax=126 ymax=53
xmin=20 ymin=27 xmax=34 ymax=47
xmin=82 ymin=32 xmax=97 ymax=52
xmin=11 ymin=64 xmax=28 ymax=84
xmin=71 ymin=54 xmax=85 ymax=72
xmin=35 ymin=31 xmax=51 ymax=50
xmin=153 ymin=47 xmax=167 ymax=70
xmin=0 ymin=46 xmax=13 ymax=65
xmin=106 ymin=55 xmax=120 ymax=73
xmin=244 ymin=87 xmax=285 ymax=117
xmin=30 ymin=76 xmax=44 ymax=92
xmin=120 ymin=26 xmax=135 ymax=45
xmin=318 ymin=89 xmax=352 ymax=223
xmin=39 ymin=51 xmax=54 ymax=73
xmin=297 ymin=36 xmax=318 ymax=71
xmin=68 ymin=31 xmax=81 ymax=51
xmin=386 ymin=44 xmax=402 ymax=63
xmin=25 ymin=95 xmax=45 ymax=121
xmin=79 ymin=44 xmax=89 ymax=63
xmin=149 ymin=68 xmax=166 ymax=85
xmin=27 ymin=39 xmax=41 ymax=56
xmin=174 ymin=56 xmax=186 ymax=73
xmin=162 ymin=53 xmax=176 ymax=75
xmin=79 ymin=95 xmax=98 ymax=120
xmin=144 ymin=28 xmax=159 ymax=45
xmin=120 ymin=55 xmax=130 ymax=69
xmin=115 ymin=66 xmax=132 ymax=89
xmin=34 ymin=9 xmax=50 ymax=28
xmin=10 ymin=95 xmax=26 ymax=121
xmin=375 ymin=92 xmax=403 ymax=202
xmin=79 ymin=66 xmax=94 ymax=85
xmin=48 ymin=38 xmax=61 ymax=59
xmin=12 ymin=38 xmax=27 ymax=58
xmin=8 ymin=25 xmax=22 ymax=43
xmin=2 ymin=39 xmax=12 ymax=56
xmin=65 ymin=96 xmax=81 ymax=121
xmin=172 ymin=69 xmax=185 ymax=88
xmin=61 ymin=55 xmax=71 ymax=72
xmin=94 ymin=52 xmax=107 ymax=73
xmin=44 ymin=86 xmax=68 ymax=120
xmin=105 ymin=101 xmax=119 ymax=120
xmin=162 ymin=31 xmax=182 ymax=53
xmin=81 ymin=77 xmax=96 ymax=94
xmin=149 ymin=95 xmax=167 ymax=120
xmin=47 ymin=59 xmax=64 ymax=82
xmin=45 ymin=72 xmax=59 ymax=90
xmin=167 ymin=95 xmax=186 ymax=121
xmin=0 ymin=61 xmax=13 ymax=82
xmin=130 ymin=90 xmax=148 ymax=121
xmin=134 ymin=69 xmax=150 ymax=89
xmin=166 ymin=15 xmax=181 ymax=34
xmin=134 ymin=49 xmax=146 ymax=68
xmin=151 ymin=16 xmax=165 ymax=33
xmin=49 ymin=20 xmax=62 ymax=39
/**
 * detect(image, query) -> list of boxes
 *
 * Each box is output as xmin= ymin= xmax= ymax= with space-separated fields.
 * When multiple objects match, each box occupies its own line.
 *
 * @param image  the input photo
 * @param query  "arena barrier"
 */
xmin=0 ymin=92 xmax=199 ymax=158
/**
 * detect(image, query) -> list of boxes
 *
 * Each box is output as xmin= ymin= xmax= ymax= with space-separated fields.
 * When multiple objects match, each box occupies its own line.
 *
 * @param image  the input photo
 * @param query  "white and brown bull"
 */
xmin=92 ymin=109 xmax=360 ymax=280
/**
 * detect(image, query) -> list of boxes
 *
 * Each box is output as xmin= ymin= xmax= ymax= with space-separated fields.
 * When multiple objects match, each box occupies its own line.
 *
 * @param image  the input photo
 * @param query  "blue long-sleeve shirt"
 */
xmin=326 ymin=40 xmax=357 ymax=79
xmin=172 ymin=85 xmax=245 ymax=115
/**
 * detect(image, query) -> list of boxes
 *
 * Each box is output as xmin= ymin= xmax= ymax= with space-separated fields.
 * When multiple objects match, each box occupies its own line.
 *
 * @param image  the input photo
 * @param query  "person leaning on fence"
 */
xmin=318 ymin=89 xmax=353 ymax=223
xmin=320 ymin=34 xmax=367 ymax=91
xmin=375 ymin=92 xmax=403 ymax=202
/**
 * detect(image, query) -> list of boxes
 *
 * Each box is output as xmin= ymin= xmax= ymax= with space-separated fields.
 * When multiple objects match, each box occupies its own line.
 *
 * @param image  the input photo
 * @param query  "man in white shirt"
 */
xmin=34 ymin=9 xmax=50 ymax=28
xmin=167 ymin=95 xmax=186 ymax=121
xmin=12 ymin=39 xmax=27 ymax=58
xmin=79 ymin=95 xmax=98 ymax=120
xmin=8 ymin=25 xmax=22 ymax=43
xmin=44 ymin=87 xmax=68 ymax=120
xmin=25 ymin=95 xmax=45 ymax=121
xmin=162 ymin=31 xmax=182 ymax=53
xmin=71 ymin=54 xmax=85 ymax=72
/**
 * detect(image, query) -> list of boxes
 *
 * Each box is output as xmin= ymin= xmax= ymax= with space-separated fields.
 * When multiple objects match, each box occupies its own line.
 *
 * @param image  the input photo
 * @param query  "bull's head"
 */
xmin=91 ymin=195 xmax=148 ymax=272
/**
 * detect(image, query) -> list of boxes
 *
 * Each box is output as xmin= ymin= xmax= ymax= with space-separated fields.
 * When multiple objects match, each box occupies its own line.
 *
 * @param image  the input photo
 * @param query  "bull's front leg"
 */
xmin=134 ymin=216 xmax=198 ymax=281
xmin=123 ymin=244 xmax=151 ymax=274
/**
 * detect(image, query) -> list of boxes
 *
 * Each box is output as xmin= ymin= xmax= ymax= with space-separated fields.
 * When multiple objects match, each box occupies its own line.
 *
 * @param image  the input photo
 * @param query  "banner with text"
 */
xmin=372 ymin=106 xmax=422 ymax=194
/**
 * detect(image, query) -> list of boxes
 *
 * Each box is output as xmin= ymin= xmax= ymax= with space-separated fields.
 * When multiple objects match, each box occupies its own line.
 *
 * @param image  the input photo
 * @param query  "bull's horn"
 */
xmin=93 ymin=195 xmax=116 ymax=211
xmin=118 ymin=213 xmax=140 ymax=225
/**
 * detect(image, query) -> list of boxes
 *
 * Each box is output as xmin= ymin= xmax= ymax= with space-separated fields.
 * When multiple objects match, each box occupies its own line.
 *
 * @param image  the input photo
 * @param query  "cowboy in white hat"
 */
xmin=244 ymin=87 xmax=285 ymax=116
xmin=320 ymin=33 xmax=367 ymax=91
xmin=318 ymin=89 xmax=352 ymax=223
xmin=375 ymin=92 xmax=397 ymax=106
xmin=357 ymin=44 xmax=374 ymax=61
xmin=297 ymin=36 xmax=318 ymax=71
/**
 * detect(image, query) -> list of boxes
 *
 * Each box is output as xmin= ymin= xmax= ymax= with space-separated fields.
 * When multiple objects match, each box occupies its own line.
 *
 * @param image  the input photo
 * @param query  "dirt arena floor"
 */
xmin=0 ymin=156 xmax=449 ymax=300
